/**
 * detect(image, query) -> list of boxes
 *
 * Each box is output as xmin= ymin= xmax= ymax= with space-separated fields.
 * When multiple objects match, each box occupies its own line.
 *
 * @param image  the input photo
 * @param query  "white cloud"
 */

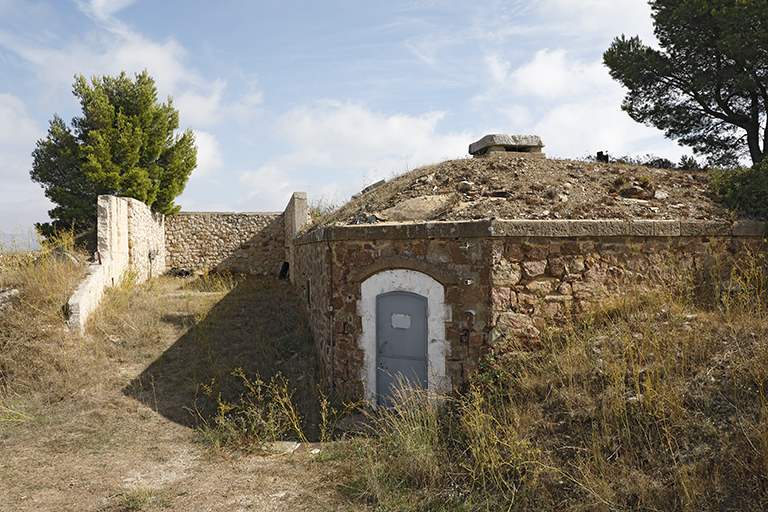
xmin=74 ymin=0 xmax=138 ymax=36
xmin=234 ymin=101 xmax=473 ymax=209
xmin=236 ymin=165 xmax=296 ymax=211
xmin=176 ymin=80 xmax=264 ymax=128
xmin=190 ymin=131 xmax=224 ymax=180
xmin=530 ymin=95 xmax=684 ymax=162
xmin=537 ymin=0 xmax=656 ymax=41
xmin=277 ymin=100 xmax=469 ymax=165
xmin=508 ymin=49 xmax=612 ymax=100
xmin=0 ymin=94 xmax=43 ymax=148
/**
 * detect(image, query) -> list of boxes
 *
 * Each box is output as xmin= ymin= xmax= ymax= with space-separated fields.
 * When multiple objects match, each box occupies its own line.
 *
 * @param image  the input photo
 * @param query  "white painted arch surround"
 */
xmin=358 ymin=269 xmax=452 ymax=405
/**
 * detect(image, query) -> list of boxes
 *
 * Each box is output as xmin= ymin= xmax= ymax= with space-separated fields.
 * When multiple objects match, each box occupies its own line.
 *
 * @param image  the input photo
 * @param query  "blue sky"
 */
xmin=0 ymin=0 xmax=688 ymax=236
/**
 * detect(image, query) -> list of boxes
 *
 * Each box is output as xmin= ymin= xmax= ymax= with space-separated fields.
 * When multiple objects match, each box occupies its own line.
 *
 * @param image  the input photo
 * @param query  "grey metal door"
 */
xmin=376 ymin=291 xmax=428 ymax=406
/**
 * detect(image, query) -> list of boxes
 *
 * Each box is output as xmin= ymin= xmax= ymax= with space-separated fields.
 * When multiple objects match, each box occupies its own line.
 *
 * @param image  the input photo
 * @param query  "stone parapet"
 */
xmin=296 ymin=219 xmax=765 ymax=245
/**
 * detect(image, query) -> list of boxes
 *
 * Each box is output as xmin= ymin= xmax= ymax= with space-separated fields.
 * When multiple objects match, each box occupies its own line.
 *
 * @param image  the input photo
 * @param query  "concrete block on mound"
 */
xmin=469 ymin=134 xmax=546 ymax=159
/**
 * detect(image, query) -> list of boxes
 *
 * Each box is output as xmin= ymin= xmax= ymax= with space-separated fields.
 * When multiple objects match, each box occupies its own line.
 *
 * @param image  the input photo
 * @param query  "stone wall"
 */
xmin=165 ymin=212 xmax=285 ymax=274
xmin=126 ymin=197 xmax=165 ymax=281
xmin=67 ymin=196 xmax=165 ymax=331
xmin=293 ymin=240 xmax=332 ymax=379
xmin=292 ymin=219 xmax=767 ymax=397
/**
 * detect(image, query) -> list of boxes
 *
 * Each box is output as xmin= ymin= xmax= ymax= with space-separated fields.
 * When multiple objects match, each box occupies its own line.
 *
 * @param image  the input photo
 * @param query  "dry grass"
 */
xmin=0 ymin=230 xmax=88 ymax=407
xmin=337 ymin=248 xmax=768 ymax=511
xmin=0 ymin=261 xmax=355 ymax=510
xmin=3 ymin=228 xmax=768 ymax=511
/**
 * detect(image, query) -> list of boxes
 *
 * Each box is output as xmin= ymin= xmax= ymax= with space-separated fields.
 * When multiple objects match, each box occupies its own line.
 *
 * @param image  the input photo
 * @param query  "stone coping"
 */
xmin=294 ymin=219 xmax=766 ymax=245
xmin=171 ymin=211 xmax=282 ymax=216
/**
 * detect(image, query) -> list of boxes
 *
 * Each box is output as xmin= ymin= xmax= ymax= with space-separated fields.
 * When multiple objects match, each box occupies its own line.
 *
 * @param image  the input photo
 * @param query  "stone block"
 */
xmin=491 ymin=220 xmax=541 ymax=237
xmin=733 ymin=221 xmax=767 ymax=237
xmin=469 ymin=134 xmax=545 ymax=155
xmin=545 ymin=293 xmax=573 ymax=303
xmin=428 ymin=220 xmax=492 ymax=238
xmin=495 ymin=312 xmax=540 ymax=338
xmin=522 ymin=260 xmax=547 ymax=278
xmin=492 ymin=260 xmax=522 ymax=286
xmin=571 ymin=281 xmax=606 ymax=298
xmin=427 ymin=242 xmax=453 ymax=263
xmin=568 ymin=220 xmax=627 ymax=237
xmin=627 ymin=221 xmax=656 ymax=237
xmin=548 ymin=257 xmax=568 ymax=277
xmin=525 ymin=278 xmax=559 ymax=295
xmin=680 ymin=221 xmax=731 ymax=236
xmin=491 ymin=287 xmax=512 ymax=309
xmin=469 ymin=331 xmax=485 ymax=347
xmin=540 ymin=221 xmax=570 ymax=237
xmin=653 ymin=221 xmax=681 ymax=237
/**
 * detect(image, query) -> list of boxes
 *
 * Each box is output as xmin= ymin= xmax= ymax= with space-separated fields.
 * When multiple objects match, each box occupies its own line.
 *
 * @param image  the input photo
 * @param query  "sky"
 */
xmin=0 ymin=0 xmax=692 ymax=238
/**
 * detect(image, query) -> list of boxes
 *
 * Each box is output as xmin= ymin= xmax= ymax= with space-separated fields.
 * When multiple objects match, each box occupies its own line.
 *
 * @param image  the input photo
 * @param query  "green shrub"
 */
xmin=711 ymin=159 xmax=768 ymax=219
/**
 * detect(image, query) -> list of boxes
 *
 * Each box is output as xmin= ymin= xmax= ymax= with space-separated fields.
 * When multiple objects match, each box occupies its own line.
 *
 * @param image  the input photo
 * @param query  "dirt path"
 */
xmin=0 ymin=276 xmax=357 ymax=512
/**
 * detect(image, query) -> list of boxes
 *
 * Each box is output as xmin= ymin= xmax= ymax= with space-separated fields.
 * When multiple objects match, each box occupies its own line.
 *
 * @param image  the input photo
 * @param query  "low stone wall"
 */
xmin=67 ymin=196 xmax=165 ymax=331
xmin=165 ymin=212 xmax=285 ymax=274
xmin=293 ymin=219 xmax=767 ymax=397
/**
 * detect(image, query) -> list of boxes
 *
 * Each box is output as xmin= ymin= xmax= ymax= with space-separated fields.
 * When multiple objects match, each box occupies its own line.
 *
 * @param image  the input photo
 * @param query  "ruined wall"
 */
xmin=292 ymin=219 xmax=767 ymax=397
xmin=67 ymin=196 xmax=165 ymax=331
xmin=165 ymin=212 xmax=285 ymax=274
xmin=126 ymin=197 xmax=166 ymax=281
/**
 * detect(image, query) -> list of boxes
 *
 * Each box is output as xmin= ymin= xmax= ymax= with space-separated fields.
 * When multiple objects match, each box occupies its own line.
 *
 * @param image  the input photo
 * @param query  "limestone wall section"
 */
xmin=126 ymin=197 xmax=166 ymax=281
xmin=67 ymin=196 xmax=165 ymax=331
xmin=292 ymin=219 xmax=767 ymax=397
xmin=165 ymin=212 xmax=285 ymax=274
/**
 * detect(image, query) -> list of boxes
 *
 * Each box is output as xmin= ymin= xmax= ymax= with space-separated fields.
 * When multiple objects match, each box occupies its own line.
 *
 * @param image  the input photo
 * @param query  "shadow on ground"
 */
xmin=124 ymin=276 xmax=325 ymax=427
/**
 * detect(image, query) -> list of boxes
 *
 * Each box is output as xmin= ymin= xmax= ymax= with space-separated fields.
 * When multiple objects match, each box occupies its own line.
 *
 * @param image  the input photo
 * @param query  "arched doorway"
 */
xmin=359 ymin=269 xmax=450 ymax=406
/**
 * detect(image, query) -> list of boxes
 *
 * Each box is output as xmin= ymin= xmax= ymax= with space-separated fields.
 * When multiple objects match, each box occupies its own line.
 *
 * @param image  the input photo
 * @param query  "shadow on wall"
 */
xmin=122 ymin=276 xmax=322 ymax=427
xmin=213 ymin=215 xmax=286 ymax=275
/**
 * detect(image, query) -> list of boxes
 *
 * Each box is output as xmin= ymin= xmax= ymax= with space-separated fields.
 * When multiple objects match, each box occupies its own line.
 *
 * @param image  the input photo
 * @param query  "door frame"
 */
xmin=358 ymin=269 xmax=450 ymax=406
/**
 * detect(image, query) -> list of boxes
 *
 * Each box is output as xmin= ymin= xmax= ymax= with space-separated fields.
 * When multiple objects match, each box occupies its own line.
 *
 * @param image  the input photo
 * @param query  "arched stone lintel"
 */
xmin=349 ymin=256 xmax=460 ymax=286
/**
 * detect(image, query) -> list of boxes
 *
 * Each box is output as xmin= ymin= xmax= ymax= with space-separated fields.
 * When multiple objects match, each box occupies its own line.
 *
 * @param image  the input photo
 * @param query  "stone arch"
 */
xmin=358 ymin=268 xmax=451 ymax=405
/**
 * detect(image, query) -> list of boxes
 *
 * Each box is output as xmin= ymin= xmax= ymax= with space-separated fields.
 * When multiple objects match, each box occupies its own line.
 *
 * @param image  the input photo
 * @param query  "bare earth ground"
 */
xmin=0 ymin=276 xmax=358 ymax=512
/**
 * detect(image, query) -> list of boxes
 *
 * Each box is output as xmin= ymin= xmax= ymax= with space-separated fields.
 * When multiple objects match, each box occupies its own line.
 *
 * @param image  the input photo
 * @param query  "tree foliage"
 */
xmin=604 ymin=0 xmax=768 ymax=167
xmin=31 ymin=71 xmax=196 ymax=235
xmin=711 ymin=160 xmax=768 ymax=219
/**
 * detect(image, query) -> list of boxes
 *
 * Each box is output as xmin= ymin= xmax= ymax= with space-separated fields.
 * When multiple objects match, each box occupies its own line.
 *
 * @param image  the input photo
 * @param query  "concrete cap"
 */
xmin=469 ymin=134 xmax=545 ymax=155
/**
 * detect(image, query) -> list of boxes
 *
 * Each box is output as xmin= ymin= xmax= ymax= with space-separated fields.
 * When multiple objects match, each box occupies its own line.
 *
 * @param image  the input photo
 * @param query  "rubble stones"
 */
xmin=0 ymin=288 xmax=19 ymax=311
xmin=312 ymin=157 xmax=739 ymax=229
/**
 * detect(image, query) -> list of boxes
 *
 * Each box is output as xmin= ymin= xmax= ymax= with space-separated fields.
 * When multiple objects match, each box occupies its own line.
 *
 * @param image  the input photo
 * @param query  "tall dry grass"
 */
xmin=0 ymin=230 xmax=88 ymax=410
xmin=335 ymin=248 xmax=768 ymax=511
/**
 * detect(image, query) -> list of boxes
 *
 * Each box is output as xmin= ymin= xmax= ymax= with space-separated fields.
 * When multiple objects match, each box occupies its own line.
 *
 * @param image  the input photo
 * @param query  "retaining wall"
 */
xmin=292 ymin=219 xmax=768 ymax=397
xmin=165 ymin=212 xmax=284 ymax=274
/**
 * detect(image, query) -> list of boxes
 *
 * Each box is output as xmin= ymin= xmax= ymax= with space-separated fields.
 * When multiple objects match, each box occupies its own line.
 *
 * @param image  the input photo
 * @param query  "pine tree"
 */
xmin=604 ymin=0 xmax=768 ymax=167
xmin=31 ymin=71 xmax=196 ymax=235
